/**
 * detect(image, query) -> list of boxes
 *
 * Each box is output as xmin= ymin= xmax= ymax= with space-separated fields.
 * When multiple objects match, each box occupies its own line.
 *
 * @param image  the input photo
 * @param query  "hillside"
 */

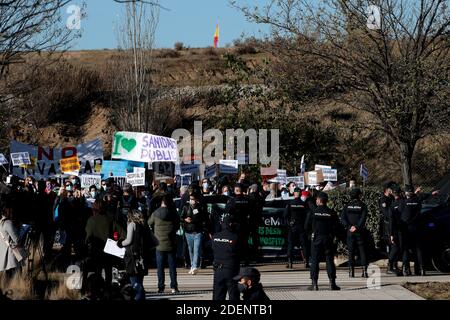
xmin=5 ymin=46 xmax=449 ymax=187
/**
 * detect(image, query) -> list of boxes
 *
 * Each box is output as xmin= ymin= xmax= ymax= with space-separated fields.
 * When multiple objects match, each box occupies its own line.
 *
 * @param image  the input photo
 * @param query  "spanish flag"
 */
xmin=213 ymin=24 xmax=219 ymax=48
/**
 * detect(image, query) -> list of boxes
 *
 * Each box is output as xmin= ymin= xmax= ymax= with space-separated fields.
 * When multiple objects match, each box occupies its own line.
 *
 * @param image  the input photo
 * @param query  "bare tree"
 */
xmin=110 ymin=0 xmax=160 ymax=133
xmin=232 ymin=0 xmax=450 ymax=186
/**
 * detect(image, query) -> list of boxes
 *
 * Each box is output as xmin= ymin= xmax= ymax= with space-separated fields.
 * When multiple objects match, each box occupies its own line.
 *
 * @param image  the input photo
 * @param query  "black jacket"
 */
xmin=284 ymin=197 xmax=310 ymax=231
xmin=212 ymin=226 xmax=240 ymax=269
xmin=305 ymin=205 xmax=340 ymax=237
xmin=242 ymin=283 xmax=270 ymax=302
xmin=181 ymin=203 xmax=209 ymax=233
xmin=341 ymin=199 xmax=368 ymax=231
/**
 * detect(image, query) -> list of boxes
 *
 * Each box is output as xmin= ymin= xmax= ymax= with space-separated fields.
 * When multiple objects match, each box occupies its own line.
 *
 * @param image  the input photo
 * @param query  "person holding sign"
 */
xmin=341 ymin=188 xmax=369 ymax=278
xmin=284 ymin=187 xmax=311 ymax=269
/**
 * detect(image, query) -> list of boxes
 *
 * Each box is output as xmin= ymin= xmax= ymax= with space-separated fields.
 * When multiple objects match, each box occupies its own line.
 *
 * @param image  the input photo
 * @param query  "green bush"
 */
xmin=327 ymin=187 xmax=382 ymax=256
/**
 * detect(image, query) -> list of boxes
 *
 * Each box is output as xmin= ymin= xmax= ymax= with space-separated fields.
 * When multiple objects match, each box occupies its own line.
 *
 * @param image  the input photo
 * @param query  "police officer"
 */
xmin=398 ymin=186 xmax=424 ymax=276
xmin=387 ymin=185 xmax=403 ymax=276
xmin=306 ymin=192 xmax=340 ymax=291
xmin=341 ymin=188 xmax=368 ymax=278
xmin=284 ymin=187 xmax=311 ymax=269
xmin=224 ymin=183 xmax=253 ymax=265
xmin=379 ymin=181 xmax=394 ymax=253
xmin=212 ymin=215 xmax=240 ymax=301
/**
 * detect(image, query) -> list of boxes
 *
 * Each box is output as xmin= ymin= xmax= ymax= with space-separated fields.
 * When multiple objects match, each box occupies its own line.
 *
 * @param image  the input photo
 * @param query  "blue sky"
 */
xmin=69 ymin=0 xmax=269 ymax=50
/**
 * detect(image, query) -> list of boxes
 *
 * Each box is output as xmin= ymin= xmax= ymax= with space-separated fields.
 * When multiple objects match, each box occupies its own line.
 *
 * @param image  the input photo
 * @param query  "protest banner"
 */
xmin=204 ymin=164 xmax=217 ymax=179
xmin=10 ymin=152 xmax=31 ymax=166
xmin=112 ymin=132 xmax=179 ymax=163
xmin=10 ymin=139 xmax=103 ymax=179
xmin=321 ymin=168 xmax=338 ymax=181
xmin=0 ymin=153 xmax=8 ymax=165
xmin=305 ymin=170 xmax=324 ymax=186
xmin=60 ymin=156 xmax=80 ymax=174
xmin=286 ymin=176 xmax=305 ymax=189
xmin=180 ymin=173 xmax=192 ymax=186
xmin=81 ymin=175 xmax=102 ymax=189
xmin=126 ymin=170 xmax=145 ymax=187
xmin=314 ymin=164 xmax=332 ymax=171
xmin=219 ymin=159 xmax=238 ymax=174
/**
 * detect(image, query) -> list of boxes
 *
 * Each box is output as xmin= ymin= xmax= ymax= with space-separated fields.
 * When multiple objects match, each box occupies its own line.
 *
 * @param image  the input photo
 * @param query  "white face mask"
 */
xmin=189 ymin=200 xmax=196 ymax=206
xmin=301 ymin=196 xmax=307 ymax=202
xmin=90 ymin=191 xmax=97 ymax=198
xmin=223 ymin=191 xmax=229 ymax=196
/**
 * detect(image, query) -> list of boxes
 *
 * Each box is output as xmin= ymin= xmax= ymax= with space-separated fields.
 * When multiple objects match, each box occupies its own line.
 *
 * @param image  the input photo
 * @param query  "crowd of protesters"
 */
xmin=0 ymin=169 xmax=446 ymax=300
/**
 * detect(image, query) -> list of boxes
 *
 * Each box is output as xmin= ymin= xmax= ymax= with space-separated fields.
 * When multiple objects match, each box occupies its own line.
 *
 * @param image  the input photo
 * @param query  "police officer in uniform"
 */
xmin=224 ymin=184 xmax=253 ymax=265
xmin=379 ymin=181 xmax=394 ymax=249
xmin=306 ymin=192 xmax=340 ymax=291
xmin=341 ymin=188 xmax=368 ymax=278
xmin=398 ymin=186 xmax=424 ymax=276
xmin=387 ymin=185 xmax=404 ymax=276
xmin=212 ymin=215 xmax=240 ymax=301
xmin=284 ymin=187 xmax=311 ymax=269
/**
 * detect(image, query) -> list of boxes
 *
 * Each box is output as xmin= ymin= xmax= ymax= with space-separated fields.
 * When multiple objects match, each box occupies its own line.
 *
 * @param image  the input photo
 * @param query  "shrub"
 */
xmin=174 ymin=42 xmax=184 ymax=51
xmin=327 ymin=187 xmax=382 ymax=257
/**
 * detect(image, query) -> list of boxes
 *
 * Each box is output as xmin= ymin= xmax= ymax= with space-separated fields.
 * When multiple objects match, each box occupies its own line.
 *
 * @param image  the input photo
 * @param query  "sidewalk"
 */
xmin=143 ymin=263 xmax=450 ymax=300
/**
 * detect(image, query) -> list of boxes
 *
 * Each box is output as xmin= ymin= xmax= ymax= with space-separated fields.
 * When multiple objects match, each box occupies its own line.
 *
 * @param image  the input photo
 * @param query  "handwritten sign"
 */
xmin=60 ymin=156 xmax=80 ymax=174
xmin=11 ymin=152 xmax=31 ymax=166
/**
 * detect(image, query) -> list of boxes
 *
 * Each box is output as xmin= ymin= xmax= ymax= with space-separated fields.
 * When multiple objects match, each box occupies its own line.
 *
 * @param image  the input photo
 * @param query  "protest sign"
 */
xmin=314 ymin=164 xmax=332 ymax=171
xmin=180 ymin=163 xmax=200 ymax=175
xmin=60 ymin=156 xmax=80 ymax=174
xmin=204 ymin=164 xmax=217 ymax=179
xmin=10 ymin=152 xmax=31 ymax=166
xmin=101 ymin=160 xmax=128 ymax=177
xmin=112 ymin=132 xmax=178 ymax=163
xmin=219 ymin=160 xmax=238 ymax=174
xmin=10 ymin=139 xmax=103 ymax=179
xmin=237 ymin=153 xmax=249 ymax=165
xmin=286 ymin=176 xmax=305 ymax=189
xmin=0 ymin=153 xmax=8 ymax=165
xmin=360 ymin=163 xmax=369 ymax=181
xmin=321 ymin=168 xmax=338 ymax=182
xmin=126 ymin=169 xmax=145 ymax=187
xmin=276 ymin=169 xmax=287 ymax=185
xmin=180 ymin=173 xmax=192 ymax=186
xmin=81 ymin=175 xmax=102 ymax=189
xmin=305 ymin=170 xmax=324 ymax=186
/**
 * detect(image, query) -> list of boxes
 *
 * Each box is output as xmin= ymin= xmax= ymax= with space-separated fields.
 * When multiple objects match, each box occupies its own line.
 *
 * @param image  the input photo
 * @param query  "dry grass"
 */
xmin=404 ymin=282 xmax=450 ymax=300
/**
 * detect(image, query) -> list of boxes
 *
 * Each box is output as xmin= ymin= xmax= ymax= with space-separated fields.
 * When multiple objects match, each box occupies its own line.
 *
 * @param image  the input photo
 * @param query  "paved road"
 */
xmin=143 ymin=263 xmax=450 ymax=300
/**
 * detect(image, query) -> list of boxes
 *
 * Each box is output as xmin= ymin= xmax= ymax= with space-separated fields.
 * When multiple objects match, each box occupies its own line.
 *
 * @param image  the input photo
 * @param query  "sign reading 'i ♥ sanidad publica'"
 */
xmin=112 ymin=132 xmax=179 ymax=163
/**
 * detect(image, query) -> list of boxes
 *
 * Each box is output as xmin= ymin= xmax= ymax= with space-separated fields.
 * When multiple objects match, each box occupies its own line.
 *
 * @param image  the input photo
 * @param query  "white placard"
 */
xmin=276 ymin=169 xmax=287 ymax=184
xmin=80 ymin=174 xmax=102 ymax=188
xmin=103 ymin=239 xmax=126 ymax=259
xmin=321 ymin=168 xmax=338 ymax=182
xmin=314 ymin=164 xmax=332 ymax=171
xmin=10 ymin=152 xmax=31 ymax=166
xmin=126 ymin=169 xmax=145 ymax=187
xmin=287 ymin=176 xmax=305 ymax=189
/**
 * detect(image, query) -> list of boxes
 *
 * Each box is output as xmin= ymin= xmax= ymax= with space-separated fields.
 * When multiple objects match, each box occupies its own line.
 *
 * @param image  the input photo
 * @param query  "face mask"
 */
xmin=66 ymin=186 xmax=72 ymax=192
xmin=203 ymin=182 xmax=209 ymax=189
xmin=223 ymin=191 xmax=229 ymax=196
xmin=90 ymin=191 xmax=97 ymax=198
xmin=189 ymin=200 xmax=196 ymax=206
xmin=237 ymin=283 xmax=248 ymax=293
xmin=301 ymin=196 xmax=307 ymax=202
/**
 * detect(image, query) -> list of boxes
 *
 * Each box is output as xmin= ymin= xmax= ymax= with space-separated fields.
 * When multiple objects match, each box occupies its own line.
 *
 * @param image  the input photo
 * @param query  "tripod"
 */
xmin=23 ymin=226 xmax=48 ymax=281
